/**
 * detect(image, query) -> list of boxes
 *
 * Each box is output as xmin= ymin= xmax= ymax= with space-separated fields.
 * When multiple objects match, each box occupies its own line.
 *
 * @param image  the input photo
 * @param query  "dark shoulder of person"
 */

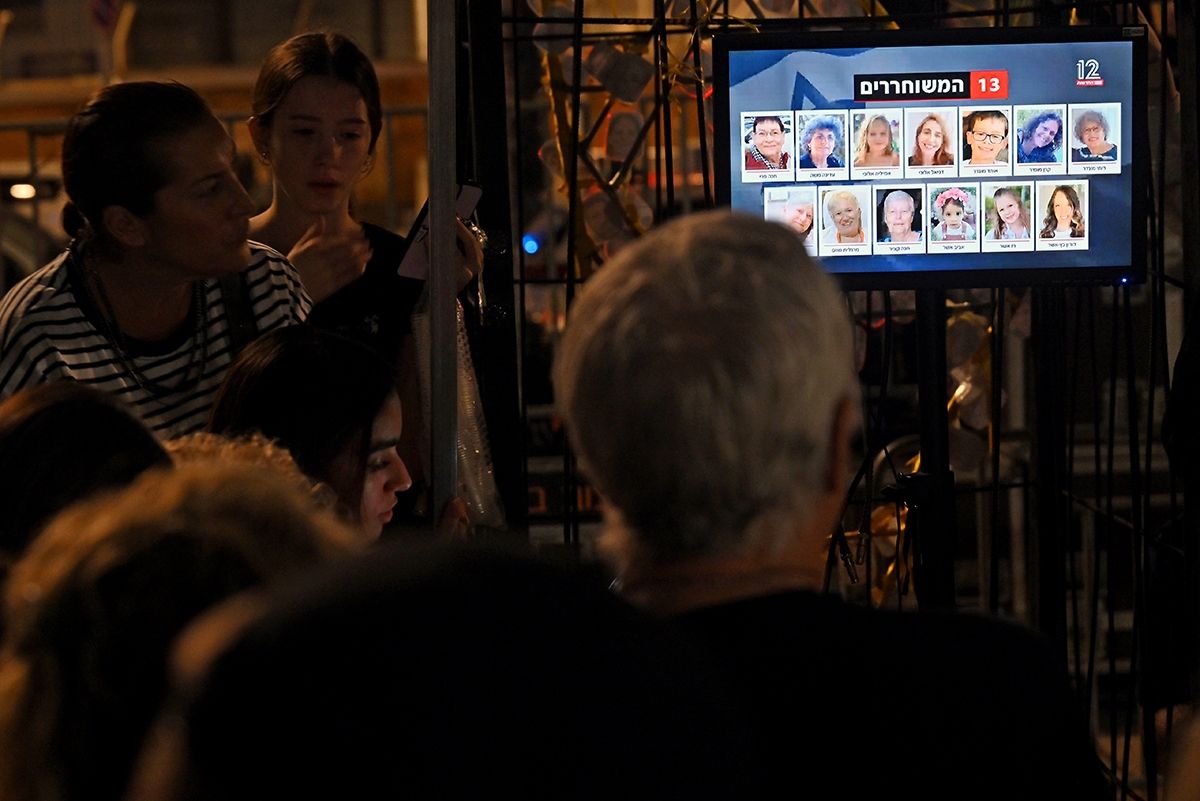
xmin=677 ymin=591 xmax=1107 ymax=800
xmin=181 ymin=542 xmax=756 ymax=798
xmin=305 ymin=222 xmax=425 ymax=364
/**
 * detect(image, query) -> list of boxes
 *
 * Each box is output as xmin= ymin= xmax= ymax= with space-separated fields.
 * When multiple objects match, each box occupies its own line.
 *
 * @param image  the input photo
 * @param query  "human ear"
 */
xmin=248 ymin=117 xmax=270 ymax=163
xmin=799 ymin=395 xmax=859 ymax=563
xmin=101 ymin=205 xmax=147 ymax=249
xmin=823 ymin=396 xmax=857 ymax=496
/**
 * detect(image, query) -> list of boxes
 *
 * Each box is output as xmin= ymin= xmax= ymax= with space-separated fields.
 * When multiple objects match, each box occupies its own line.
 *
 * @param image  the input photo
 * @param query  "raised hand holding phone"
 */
xmin=398 ymin=183 xmax=484 ymax=284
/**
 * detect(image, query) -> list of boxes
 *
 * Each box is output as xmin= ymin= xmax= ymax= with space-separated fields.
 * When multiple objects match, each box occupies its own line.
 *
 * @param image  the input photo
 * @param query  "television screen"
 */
xmin=712 ymin=26 xmax=1148 ymax=289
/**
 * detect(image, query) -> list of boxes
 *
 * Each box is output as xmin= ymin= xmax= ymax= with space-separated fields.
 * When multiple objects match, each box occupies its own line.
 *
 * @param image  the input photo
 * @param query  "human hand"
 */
xmin=287 ymin=217 xmax=372 ymax=303
xmin=436 ymin=496 xmax=471 ymax=541
xmin=454 ymin=218 xmax=484 ymax=292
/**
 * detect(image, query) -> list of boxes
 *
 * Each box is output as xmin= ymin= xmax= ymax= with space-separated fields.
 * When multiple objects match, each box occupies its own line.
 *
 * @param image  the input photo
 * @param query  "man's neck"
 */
xmin=624 ymin=566 xmax=818 ymax=616
xmin=618 ymin=535 xmax=827 ymax=617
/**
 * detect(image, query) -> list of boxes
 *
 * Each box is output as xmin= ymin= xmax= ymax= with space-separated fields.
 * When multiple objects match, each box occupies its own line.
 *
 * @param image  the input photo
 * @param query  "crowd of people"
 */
xmin=0 ymin=23 xmax=1148 ymax=801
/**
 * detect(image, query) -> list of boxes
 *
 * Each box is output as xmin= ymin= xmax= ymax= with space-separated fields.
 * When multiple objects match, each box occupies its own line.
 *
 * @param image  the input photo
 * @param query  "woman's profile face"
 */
xmin=255 ymin=75 xmax=372 ymax=217
xmin=1032 ymin=118 xmax=1059 ymax=148
xmin=327 ymin=392 xmax=412 ymax=541
xmin=942 ymin=203 xmax=963 ymax=227
xmin=808 ymin=127 xmax=835 ymax=160
xmin=867 ymin=119 xmax=891 ymax=154
xmin=996 ymin=192 xmax=1022 ymax=226
xmin=1052 ymin=191 xmax=1074 ymax=227
xmin=830 ymin=195 xmax=861 ymax=236
xmin=753 ymin=120 xmax=784 ymax=160
xmin=786 ymin=202 xmax=814 ymax=233
xmin=140 ymin=120 xmax=257 ymax=281
xmin=917 ymin=119 xmax=944 ymax=160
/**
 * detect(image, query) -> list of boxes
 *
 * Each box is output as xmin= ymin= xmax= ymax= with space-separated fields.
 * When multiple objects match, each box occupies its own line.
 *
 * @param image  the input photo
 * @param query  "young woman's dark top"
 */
xmin=304 ymin=222 xmax=425 ymax=365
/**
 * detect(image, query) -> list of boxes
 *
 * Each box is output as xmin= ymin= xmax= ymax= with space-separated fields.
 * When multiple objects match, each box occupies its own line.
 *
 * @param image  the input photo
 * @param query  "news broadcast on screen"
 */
xmin=714 ymin=27 xmax=1147 ymax=289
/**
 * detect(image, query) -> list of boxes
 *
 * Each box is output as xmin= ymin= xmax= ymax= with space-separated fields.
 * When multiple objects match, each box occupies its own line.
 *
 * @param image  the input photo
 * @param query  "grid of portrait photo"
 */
xmin=760 ymin=179 xmax=1091 ymax=258
xmin=741 ymin=104 xmax=1122 ymax=184
xmin=746 ymin=104 xmax=1109 ymax=258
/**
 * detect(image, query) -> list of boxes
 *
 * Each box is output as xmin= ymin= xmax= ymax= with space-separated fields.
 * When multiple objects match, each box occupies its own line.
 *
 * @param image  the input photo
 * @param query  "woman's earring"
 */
xmin=258 ymin=150 xmax=270 ymax=166
xmin=360 ymin=152 xmax=376 ymax=177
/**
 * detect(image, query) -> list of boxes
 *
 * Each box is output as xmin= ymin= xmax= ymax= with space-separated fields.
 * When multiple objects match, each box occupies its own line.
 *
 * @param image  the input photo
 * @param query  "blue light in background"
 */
xmin=522 ymin=234 xmax=540 ymax=255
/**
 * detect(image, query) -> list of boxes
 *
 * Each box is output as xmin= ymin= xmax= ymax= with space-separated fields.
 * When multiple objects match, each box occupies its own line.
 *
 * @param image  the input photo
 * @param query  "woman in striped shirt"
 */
xmin=0 ymin=81 xmax=309 ymax=438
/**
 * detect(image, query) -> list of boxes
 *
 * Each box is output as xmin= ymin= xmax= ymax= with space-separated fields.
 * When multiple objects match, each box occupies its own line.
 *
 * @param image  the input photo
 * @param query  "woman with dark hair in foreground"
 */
xmin=208 ymin=325 xmax=417 ymax=541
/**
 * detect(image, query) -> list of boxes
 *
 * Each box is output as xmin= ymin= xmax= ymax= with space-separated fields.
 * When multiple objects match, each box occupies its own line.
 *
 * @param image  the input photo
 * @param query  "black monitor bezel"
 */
xmin=711 ymin=25 xmax=1149 ymax=290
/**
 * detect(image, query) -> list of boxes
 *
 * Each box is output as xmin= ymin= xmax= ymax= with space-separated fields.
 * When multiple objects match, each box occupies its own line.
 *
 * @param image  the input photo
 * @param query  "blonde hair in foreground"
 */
xmin=165 ymin=431 xmax=339 ymax=515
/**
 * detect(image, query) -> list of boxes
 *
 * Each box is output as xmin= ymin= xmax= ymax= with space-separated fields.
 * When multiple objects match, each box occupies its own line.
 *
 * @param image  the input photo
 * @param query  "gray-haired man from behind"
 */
xmin=554 ymin=210 xmax=1105 ymax=800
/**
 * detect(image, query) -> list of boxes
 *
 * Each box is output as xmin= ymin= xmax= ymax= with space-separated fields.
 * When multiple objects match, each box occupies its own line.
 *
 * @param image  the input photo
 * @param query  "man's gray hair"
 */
xmin=554 ymin=210 xmax=859 ymax=563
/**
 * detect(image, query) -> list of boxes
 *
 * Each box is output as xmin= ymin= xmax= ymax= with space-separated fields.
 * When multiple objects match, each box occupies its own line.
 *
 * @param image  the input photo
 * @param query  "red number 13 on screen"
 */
xmin=970 ymin=70 xmax=1008 ymax=99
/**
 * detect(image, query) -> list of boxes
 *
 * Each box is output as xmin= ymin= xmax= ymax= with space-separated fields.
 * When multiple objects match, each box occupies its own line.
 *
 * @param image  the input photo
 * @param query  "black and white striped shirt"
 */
xmin=0 ymin=243 xmax=311 ymax=439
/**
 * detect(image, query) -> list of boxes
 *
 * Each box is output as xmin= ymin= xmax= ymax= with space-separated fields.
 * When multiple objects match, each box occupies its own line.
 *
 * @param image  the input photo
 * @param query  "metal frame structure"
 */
xmin=495 ymin=0 xmax=1188 ymax=795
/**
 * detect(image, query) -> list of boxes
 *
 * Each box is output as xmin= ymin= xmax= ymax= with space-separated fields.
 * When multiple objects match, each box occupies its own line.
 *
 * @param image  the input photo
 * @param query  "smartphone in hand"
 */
xmin=397 ymin=183 xmax=484 ymax=280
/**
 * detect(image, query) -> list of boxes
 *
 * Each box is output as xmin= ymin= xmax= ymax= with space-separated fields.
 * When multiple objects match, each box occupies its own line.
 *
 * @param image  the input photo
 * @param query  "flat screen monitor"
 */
xmin=712 ymin=26 xmax=1148 ymax=289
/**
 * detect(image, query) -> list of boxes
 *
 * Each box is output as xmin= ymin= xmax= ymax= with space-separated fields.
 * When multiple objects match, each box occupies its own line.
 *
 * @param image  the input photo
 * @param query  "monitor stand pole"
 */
xmin=908 ymin=287 xmax=957 ymax=611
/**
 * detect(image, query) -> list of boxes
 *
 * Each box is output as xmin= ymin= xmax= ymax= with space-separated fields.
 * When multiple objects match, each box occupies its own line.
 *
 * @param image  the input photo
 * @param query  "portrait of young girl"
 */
xmin=983 ymin=185 xmax=1032 ymax=241
xmin=930 ymin=187 xmax=978 ymax=242
xmin=852 ymin=112 xmax=901 ymax=168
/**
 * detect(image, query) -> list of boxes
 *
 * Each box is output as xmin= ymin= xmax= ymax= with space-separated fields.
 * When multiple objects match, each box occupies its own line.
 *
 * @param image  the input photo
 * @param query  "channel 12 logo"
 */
xmin=1076 ymin=59 xmax=1104 ymax=87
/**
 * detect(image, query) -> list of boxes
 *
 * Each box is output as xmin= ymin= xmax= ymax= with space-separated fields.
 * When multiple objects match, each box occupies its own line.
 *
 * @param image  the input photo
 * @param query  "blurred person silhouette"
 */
xmin=127 ymin=543 xmax=754 ymax=800
xmin=0 ymin=382 xmax=170 ymax=578
xmin=552 ymin=209 xmax=1106 ymax=799
xmin=0 ymin=461 xmax=355 ymax=801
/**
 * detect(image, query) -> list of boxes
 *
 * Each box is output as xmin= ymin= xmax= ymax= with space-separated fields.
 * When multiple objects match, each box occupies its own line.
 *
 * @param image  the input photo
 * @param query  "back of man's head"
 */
xmin=555 ymin=210 xmax=858 ymax=566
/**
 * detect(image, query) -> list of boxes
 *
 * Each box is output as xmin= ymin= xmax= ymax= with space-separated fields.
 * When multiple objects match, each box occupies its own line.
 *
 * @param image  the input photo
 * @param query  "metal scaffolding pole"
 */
xmin=428 ymin=1 xmax=458 ymax=521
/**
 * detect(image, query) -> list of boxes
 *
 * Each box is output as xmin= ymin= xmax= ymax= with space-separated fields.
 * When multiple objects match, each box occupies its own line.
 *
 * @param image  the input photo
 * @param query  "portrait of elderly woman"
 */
xmin=744 ymin=115 xmax=790 ymax=171
xmin=1016 ymin=110 xmax=1064 ymax=164
xmin=877 ymin=190 xmax=922 ymax=243
xmin=1071 ymin=109 xmax=1117 ymax=162
xmin=820 ymin=189 xmax=866 ymax=244
xmin=798 ymin=115 xmax=844 ymax=170
xmin=780 ymin=189 xmax=815 ymax=242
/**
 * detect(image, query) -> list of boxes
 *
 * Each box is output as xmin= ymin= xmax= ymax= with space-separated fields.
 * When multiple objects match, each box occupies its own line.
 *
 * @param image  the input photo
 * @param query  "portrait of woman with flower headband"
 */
xmin=930 ymin=187 xmax=977 ymax=242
